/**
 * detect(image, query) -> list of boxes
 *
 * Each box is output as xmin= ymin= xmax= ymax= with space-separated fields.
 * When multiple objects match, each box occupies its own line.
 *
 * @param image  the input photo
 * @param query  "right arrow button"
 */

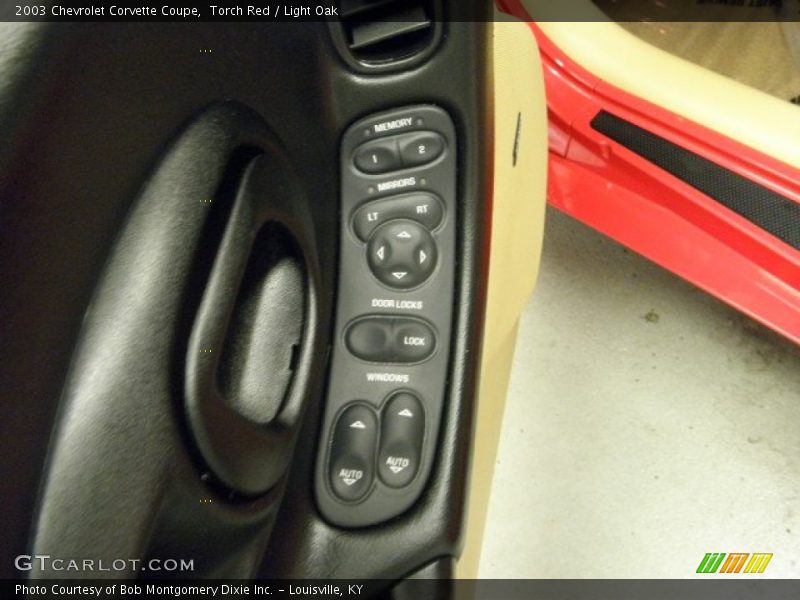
xmin=378 ymin=392 xmax=425 ymax=488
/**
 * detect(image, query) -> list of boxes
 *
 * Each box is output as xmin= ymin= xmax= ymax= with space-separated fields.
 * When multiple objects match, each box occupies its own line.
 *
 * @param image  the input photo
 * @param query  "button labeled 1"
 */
xmin=354 ymin=139 xmax=401 ymax=174
xmin=329 ymin=404 xmax=378 ymax=502
xmin=378 ymin=392 xmax=425 ymax=488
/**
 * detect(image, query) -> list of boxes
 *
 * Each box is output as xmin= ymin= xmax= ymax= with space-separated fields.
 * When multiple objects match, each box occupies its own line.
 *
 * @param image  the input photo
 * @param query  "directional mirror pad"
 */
xmin=366 ymin=219 xmax=437 ymax=289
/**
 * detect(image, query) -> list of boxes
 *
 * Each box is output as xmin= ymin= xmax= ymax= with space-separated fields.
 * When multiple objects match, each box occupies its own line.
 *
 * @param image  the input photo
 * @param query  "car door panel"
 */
xmin=0 ymin=5 xmax=549 ymax=591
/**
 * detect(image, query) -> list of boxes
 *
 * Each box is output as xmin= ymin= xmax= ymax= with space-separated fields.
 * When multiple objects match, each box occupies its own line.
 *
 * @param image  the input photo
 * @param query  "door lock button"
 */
xmin=344 ymin=317 xmax=394 ymax=362
xmin=378 ymin=392 xmax=425 ymax=488
xmin=367 ymin=219 xmax=437 ymax=289
xmin=345 ymin=316 xmax=436 ymax=363
xmin=329 ymin=404 xmax=378 ymax=502
xmin=354 ymin=139 xmax=401 ymax=174
xmin=352 ymin=193 xmax=444 ymax=241
xmin=393 ymin=319 xmax=435 ymax=362
xmin=398 ymin=131 xmax=445 ymax=167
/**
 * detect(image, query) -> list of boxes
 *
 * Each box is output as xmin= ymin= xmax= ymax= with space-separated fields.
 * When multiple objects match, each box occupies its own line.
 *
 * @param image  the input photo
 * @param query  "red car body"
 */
xmin=500 ymin=0 xmax=800 ymax=345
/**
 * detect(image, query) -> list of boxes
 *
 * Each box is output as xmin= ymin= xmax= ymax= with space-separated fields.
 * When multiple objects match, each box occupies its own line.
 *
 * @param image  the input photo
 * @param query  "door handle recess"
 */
xmin=185 ymin=152 xmax=321 ymax=498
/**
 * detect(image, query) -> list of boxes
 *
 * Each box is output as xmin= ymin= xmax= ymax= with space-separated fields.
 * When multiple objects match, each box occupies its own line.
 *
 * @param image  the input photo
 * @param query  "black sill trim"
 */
xmin=590 ymin=110 xmax=800 ymax=250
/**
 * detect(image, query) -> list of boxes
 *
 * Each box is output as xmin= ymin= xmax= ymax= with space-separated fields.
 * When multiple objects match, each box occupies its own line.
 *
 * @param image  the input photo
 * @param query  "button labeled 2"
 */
xmin=398 ymin=131 xmax=445 ymax=167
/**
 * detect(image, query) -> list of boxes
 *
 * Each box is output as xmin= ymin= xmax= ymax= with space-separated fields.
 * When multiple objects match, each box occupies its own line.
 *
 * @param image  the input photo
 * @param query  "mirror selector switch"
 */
xmin=367 ymin=219 xmax=437 ymax=289
xmin=329 ymin=404 xmax=378 ymax=502
xmin=345 ymin=316 xmax=436 ymax=363
xmin=352 ymin=193 xmax=444 ymax=242
xmin=378 ymin=393 xmax=425 ymax=488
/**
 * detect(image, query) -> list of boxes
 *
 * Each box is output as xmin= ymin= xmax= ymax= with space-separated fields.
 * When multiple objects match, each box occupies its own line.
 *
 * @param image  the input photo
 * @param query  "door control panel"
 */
xmin=315 ymin=105 xmax=456 ymax=527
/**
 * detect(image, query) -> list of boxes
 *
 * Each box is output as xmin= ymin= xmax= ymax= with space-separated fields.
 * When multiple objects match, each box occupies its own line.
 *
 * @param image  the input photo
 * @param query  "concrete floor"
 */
xmin=478 ymin=208 xmax=800 ymax=578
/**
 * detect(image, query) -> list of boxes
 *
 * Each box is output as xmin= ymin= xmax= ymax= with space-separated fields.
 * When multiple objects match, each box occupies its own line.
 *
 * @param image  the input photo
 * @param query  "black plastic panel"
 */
xmin=330 ymin=0 xmax=443 ymax=74
xmin=316 ymin=105 xmax=457 ymax=526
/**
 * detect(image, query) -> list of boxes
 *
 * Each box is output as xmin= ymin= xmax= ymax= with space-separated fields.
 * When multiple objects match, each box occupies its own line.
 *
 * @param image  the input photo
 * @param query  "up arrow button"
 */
xmin=378 ymin=392 xmax=424 ymax=489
